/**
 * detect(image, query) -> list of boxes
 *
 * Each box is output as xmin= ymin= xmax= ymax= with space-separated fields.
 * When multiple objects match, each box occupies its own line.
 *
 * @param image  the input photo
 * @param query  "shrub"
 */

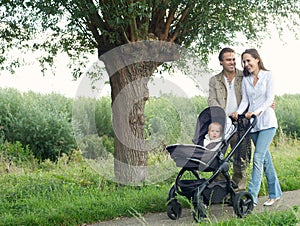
xmin=72 ymin=96 xmax=114 ymax=158
xmin=145 ymin=96 xmax=181 ymax=147
xmin=77 ymin=134 xmax=109 ymax=159
xmin=95 ymin=96 xmax=113 ymax=137
xmin=1 ymin=87 xmax=300 ymax=164
xmin=0 ymin=88 xmax=23 ymax=141
xmin=0 ymin=141 xmax=31 ymax=163
xmin=275 ymin=94 xmax=300 ymax=138
xmin=0 ymin=89 xmax=76 ymax=161
xmin=0 ymin=141 xmax=36 ymax=172
xmin=72 ymin=97 xmax=98 ymax=137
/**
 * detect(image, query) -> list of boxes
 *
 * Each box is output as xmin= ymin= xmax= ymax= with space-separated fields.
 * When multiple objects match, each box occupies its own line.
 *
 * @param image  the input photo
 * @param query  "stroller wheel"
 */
xmin=233 ymin=191 xmax=254 ymax=218
xmin=167 ymin=200 xmax=182 ymax=220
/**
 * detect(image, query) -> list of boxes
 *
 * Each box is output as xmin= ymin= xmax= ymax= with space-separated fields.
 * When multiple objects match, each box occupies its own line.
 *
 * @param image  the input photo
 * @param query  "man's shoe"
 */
xmin=263 ymin=197 xmax=280 ymax=206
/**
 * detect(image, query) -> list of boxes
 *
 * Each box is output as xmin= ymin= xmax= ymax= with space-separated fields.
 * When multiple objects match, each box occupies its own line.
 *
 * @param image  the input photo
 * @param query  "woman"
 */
xmin=231 ymin=49 xmax=282 ymax=206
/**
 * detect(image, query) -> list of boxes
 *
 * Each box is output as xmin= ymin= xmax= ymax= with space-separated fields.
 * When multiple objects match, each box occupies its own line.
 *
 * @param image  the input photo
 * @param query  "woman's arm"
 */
xmin=253 ymin=71 xmax=275 ymax=115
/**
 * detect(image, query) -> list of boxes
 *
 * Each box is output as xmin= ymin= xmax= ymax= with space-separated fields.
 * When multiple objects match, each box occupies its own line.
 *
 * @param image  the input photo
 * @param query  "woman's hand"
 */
xmin=245 ymin=110 xmax=262 ymax=118
xmin=245 ymin=112 xmax=254 ymax=119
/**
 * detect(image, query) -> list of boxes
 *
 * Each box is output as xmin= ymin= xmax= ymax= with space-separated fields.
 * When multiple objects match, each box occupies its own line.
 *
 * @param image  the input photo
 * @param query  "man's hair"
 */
xmin=218 ymin=47 xmax=235 ymax=61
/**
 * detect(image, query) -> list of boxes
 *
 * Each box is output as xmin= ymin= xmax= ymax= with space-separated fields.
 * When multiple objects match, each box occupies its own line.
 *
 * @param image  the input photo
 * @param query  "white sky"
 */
xmin=0 ymin=33 xmax=299 ymax=98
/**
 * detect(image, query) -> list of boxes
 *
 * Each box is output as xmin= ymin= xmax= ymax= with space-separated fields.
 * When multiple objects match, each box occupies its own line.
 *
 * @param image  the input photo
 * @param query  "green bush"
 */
xmin=0 ymin=141 xmax=31 ymax=163
xmin=1 ymin=87 xmax=300 ymax=163
xmin=72 ymin=96 xmax=113 ymax=157
xmin=0 ymin=88 xmax=23 ymax=140
xmin=95 ymin=96 xmax=113 ymax=137
xmin=0 ymin=141 xmax=35 ymax=173
xmin=0 ymin=89 xmax=76 ymax=161
xmin=72 ymin=97 xmax=98 ymax=137
xmin=144 ymin=95 xmax=208 ymax=146
xmin=145 ymin=96 xmax=181 ymax=147
xmin=275 ymin=94 xmax=300 ymax=138
xmin=77 ymin=134 xmax=111 ymax=158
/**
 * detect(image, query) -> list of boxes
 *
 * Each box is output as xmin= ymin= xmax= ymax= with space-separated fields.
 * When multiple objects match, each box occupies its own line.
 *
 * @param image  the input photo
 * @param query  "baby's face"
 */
xmin=208 ymin=124 xmax=222 ymax=140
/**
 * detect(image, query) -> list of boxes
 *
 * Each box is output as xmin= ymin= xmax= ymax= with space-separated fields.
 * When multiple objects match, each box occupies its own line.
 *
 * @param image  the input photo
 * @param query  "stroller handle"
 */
xmin=250 ymin=114 xmax=257 ymax=127
xmin=236 ymin=114 xmax=257 ymax=128
xmin=229 ymin=114 xmax=257 ymax=128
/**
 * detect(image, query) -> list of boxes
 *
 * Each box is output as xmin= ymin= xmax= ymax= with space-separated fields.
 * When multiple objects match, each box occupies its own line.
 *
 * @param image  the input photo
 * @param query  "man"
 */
xmin=208 ymin=47 xmax=251 ymax=191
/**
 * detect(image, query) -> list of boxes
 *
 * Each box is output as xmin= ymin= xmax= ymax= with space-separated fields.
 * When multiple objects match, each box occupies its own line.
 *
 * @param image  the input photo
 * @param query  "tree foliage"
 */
xmin=1 ymin=0 xmax=299 ymax=76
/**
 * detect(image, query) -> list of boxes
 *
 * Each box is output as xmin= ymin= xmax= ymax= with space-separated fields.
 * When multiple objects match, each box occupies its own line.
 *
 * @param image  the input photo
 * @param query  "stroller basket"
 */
xmin=176 ymin=179 xmax=206 ymax=198
xmin=166 ymin=143 xmax=223 ymax=172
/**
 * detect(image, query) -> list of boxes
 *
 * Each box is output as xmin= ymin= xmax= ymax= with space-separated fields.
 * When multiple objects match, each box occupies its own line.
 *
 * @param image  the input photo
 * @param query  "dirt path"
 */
xmin=87 ymin=190 xmax=300 ymax=226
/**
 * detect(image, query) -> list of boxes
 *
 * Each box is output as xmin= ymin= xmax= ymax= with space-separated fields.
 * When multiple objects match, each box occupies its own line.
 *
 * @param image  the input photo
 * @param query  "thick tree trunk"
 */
xmin=110 ymin=68 xmax=145 ymax=184
xmin=109 ymin=65 xmax=156 ymax=184
xmin=99 ymin=41 xmax=179 ymax=184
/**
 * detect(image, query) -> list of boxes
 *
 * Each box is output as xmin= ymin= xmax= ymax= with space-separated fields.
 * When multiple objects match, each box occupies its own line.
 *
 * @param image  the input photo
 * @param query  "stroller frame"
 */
xmin=166 ymin=106 xmax=257 ymax=222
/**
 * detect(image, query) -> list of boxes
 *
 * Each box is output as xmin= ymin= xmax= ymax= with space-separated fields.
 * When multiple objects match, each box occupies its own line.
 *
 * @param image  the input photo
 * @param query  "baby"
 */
xmin=203 ymin=122 xmax=222 ymax=148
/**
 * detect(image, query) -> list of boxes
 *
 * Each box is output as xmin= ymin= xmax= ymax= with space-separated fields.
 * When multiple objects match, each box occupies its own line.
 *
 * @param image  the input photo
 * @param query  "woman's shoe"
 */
xmin=263 ymin=197 xmax=280 ymax=206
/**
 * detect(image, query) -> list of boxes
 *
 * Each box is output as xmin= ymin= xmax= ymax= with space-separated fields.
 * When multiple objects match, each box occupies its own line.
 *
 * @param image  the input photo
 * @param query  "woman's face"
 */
xmin=242 ymin=53 xmax=260 ymax=75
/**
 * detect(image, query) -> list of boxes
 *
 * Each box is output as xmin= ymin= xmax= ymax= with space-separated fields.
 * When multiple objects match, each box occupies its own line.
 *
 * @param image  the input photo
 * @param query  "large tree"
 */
xmin=1 ymin=0 xmax=299 ymax=184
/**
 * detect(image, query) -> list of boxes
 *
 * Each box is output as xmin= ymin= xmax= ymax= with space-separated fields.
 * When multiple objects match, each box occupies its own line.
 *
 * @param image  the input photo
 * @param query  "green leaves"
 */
xmin=0 ymin=88 xmax=75 ymax=161
xmin=1 ymin=0 xmax=300 ymax=77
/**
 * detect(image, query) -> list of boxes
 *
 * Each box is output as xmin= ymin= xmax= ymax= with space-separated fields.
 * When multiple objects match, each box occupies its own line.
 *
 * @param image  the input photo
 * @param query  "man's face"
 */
xmin=220 ymin=52 xmax=236 ymax=73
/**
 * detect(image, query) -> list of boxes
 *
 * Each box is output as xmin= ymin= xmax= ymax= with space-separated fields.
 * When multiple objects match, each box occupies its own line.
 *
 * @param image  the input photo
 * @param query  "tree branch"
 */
xmin=169 ymin=6 xmax=190 ymax=42
xmin=150 ymin=0 xmax=167 ymax=36
xmin=62 ymin=3 xmax=98 ymax=47
xmin=162 ymin=8 xmax=175 ymax=40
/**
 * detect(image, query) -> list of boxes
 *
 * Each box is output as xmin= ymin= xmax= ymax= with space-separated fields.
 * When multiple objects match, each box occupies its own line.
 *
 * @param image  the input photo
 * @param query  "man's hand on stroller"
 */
xmin=231 ymin=111 xmax=260 ymax=120
xmin=230 ymin=112 xmax=239 ymax=120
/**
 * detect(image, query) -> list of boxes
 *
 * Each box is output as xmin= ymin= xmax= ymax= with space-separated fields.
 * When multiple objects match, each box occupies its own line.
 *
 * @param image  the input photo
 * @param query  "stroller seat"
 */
xmin=167 ymin=142 xmax=223 ymax=172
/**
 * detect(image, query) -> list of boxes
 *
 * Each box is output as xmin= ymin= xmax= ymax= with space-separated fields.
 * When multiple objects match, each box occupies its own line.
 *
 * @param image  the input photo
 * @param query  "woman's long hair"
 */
xmin=241 ymin=49 xmax=268 ymax=76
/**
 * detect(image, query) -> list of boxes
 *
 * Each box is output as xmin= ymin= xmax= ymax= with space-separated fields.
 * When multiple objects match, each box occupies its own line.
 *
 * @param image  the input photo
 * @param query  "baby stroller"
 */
xmin=166 ymin=106 xmax=257 ymax=222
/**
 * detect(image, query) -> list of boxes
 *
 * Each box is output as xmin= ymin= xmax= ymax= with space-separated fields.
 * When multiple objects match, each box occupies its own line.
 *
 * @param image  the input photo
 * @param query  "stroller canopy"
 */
xmin=192 ymin=106 xmax=227 ymax=146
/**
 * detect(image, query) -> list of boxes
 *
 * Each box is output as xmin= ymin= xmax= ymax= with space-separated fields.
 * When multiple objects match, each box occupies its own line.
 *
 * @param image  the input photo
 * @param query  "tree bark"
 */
xmin=99 ymin=41 xmax=179 ymax=184
xmin=109 ymin=65 xmax=156 ymax=184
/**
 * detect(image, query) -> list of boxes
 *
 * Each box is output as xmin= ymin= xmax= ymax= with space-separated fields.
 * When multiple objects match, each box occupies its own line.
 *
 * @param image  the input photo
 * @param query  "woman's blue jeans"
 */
xmin=248 ymin=127 xmax=282 ymax=204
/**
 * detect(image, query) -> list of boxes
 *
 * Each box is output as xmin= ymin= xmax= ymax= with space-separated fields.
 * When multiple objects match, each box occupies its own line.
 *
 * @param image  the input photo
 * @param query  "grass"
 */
xmin=214 ymin=207 xmax=299 ymax=225
xmin=0 ymin=160 xmax=171 ymax=226
xmin=259 ymin=136 xmax=300 ymax=195
xmin=0 ymin=138 xmax=299 ymax=225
